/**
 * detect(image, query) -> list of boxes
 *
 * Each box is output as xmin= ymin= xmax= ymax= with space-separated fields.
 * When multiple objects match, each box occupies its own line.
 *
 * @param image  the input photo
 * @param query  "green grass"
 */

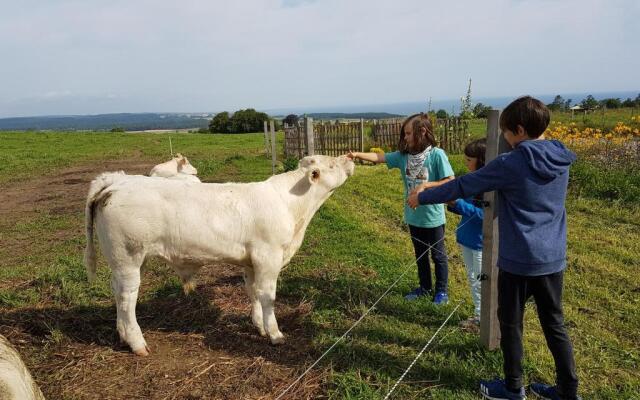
xmin=550 ymin=107 xmax=640 ymax=131
xmin=0 ymin=131 xmax=638 ymax=398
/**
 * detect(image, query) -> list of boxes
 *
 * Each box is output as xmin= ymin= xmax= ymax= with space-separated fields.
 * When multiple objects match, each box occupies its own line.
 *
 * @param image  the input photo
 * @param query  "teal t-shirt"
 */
xmin=385 ymin=148 xmax=455 ymax=228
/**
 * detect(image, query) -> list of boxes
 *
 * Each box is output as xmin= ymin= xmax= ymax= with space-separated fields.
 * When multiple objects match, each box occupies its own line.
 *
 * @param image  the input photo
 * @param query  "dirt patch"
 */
xmin=0 ymin=158 xmax=326 ymax=399
xmin=0 ymin=159 xmax=154 ymax=220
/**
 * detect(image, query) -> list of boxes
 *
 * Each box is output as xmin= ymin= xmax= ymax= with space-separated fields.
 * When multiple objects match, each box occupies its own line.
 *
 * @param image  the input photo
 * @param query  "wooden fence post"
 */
xmin=359 ymin=118 xmax=365 ymax=152
xmin=480 ymin=109 xmax=509 ymax=350
xmin=270 ymin=120 xmax=276 ymax=175
xmin=305 ymin=117 xmax=315 ymax=156
xmin=263 ymin=120 xmax=271 ymax=158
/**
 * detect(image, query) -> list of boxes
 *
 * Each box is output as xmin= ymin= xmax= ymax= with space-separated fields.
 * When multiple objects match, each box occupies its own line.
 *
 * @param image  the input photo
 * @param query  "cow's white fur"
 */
xmin=84 ymin=155 xmax=354 ymax=355
xmin=0 ymin=335 xmax=45 ymax=400
xmin=149 ymin=153 xmax=198 ymax=178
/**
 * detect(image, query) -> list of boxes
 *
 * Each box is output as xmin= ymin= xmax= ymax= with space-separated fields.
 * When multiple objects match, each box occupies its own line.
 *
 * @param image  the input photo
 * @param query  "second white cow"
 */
xmin=149 ymin=153 xmax=199 ymax=179
xmin=84 ymin=155 xmax=354 ymax=356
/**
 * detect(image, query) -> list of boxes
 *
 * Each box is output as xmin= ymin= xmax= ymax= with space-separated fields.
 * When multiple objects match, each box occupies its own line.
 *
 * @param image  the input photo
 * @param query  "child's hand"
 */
xmin=407 ymin=191 xmax=420 ymax=209
xmin=346 ymin=150 xmax=358 ymax=160
xmin=446 ymin=200 xmax=457 ymax=207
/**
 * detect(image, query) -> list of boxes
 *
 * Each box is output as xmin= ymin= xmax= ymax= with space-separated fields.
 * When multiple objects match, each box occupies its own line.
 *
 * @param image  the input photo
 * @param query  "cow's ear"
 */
xmin=175 ymin=153 xmax=183 ymax=159
xmin=308 ymin=167 xmax=320 ymax=184
xmin=178 ymin=158 xmax=186 ymax=166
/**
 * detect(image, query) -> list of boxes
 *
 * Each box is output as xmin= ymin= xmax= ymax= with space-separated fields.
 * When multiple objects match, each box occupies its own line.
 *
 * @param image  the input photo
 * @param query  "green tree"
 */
xmin=601 ymin=98 xmax=622 ymax=109
xmin=580 ymin=95 xmax=599 ymax=110
xmin=229 ymin=109 xmax=270 ymax=133
xmin=283 ymin=114 xmax=299 ymax=126
xmin=436 ymin=109 xmax=448 ymax=119
xmin=472 ymin=103 xmax=492 ymax=118
xmin=209 ymin=111 xmax=231 ymax=133
xmin=564 ymin=98 xmax=572 ymax=110
xmin=547 ymin=95 xmax=566 ymax=111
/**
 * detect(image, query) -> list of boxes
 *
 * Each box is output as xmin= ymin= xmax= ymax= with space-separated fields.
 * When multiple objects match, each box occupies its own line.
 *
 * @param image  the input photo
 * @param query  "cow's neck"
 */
xmin=268 ymin=170 xmax=330 ymax=223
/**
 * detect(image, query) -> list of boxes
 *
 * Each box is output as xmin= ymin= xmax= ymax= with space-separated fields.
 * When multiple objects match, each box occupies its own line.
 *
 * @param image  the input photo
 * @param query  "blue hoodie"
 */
xmin=448 ymin=198 xmax=484 ymax=251
xmin=418 ymin=140 xmax=577 ymax=276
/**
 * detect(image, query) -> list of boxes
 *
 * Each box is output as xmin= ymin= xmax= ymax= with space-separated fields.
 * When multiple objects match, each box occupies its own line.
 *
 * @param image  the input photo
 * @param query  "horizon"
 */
xmin=1 ymin=90 xmax=638 ymax=120
xmin=1 ymin=0 xmax=639 ymax=118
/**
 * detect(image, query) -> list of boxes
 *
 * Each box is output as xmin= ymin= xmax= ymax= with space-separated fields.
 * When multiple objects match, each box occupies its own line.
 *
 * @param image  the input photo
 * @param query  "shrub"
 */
xmin=283 ymin=157 xmax=299 ymax=172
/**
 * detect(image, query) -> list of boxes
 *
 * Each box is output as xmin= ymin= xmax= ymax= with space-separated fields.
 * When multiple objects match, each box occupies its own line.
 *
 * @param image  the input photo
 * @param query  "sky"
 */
xmin=1 ymin=0 xmax=639 ymax=117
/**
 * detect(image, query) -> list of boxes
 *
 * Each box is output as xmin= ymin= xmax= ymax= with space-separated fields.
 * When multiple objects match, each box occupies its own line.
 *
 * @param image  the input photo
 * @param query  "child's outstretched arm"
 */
xmin=407 ymin=156 xmax=514 ymax=208
xmin=448 ymin=199 xmax=484 ymax=220
xmin=347 ymin=150 xmax=386 ymax=164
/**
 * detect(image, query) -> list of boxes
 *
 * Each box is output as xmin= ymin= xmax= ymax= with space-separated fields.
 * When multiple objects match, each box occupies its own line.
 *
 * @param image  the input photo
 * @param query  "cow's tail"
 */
xmin=84 ymin=171 xmax=125 ymax=283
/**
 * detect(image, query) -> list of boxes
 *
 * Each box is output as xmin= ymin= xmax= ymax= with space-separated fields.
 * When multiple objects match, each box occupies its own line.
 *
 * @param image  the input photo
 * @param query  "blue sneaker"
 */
xmin=404 ymin=287 xmax=430 ymax=301
xmin=530 ymin=383 xmax=581 ymax=400
xmin=480 ymin=378 xmax=526 ymax=400
xmin=433 ymin=291 xmax=449 ymax=305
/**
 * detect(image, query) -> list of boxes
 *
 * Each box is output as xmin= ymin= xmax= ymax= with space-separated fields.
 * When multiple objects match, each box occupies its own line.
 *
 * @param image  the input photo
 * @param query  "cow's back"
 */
xmin=95 ymin=176 xmax=295 ymax=266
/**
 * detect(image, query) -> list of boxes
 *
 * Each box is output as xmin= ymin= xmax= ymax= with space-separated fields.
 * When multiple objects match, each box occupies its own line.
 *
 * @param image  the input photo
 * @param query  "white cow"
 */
xmin=0 ymin=335 xmax=45 ymax=400
xmin=149 ymin=153 xmax=199 ymax=178
xmin=84 ymin=155 xmax=354 ymax=356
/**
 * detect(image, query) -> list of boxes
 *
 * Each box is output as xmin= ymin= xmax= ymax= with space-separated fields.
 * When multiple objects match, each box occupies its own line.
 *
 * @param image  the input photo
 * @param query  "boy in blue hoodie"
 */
xmin=407 ymin=97 xmax=580 ymax=400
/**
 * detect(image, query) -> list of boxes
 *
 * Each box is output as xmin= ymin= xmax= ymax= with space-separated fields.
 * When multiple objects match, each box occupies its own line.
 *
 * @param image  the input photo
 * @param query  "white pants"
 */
xmin=460 ymin=245 xmax=482 ymax=318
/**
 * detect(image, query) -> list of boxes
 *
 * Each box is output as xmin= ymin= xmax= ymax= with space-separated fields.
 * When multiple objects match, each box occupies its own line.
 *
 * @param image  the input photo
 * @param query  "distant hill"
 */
xmin=0 ymin=111 xmax=405 ymax=131
xmin=0 ymin=113 xmax=213 ymax=131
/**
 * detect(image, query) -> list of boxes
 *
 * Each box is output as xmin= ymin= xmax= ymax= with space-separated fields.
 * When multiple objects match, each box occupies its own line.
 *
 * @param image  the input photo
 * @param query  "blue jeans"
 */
xmin=408 ymin=224 xmax=448 ymax=293
xmin=460 ymin=245 xmax=482 ymax=318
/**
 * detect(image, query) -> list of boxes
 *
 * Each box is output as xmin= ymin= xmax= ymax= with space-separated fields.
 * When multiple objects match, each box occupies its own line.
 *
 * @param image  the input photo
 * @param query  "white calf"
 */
xmin=0 ymin=335 xmax=45 ymax=400
xmin=149 ymin=153 xmax=198 ymax=178
xmin=84 ymin=155 xmax=354 ymax=356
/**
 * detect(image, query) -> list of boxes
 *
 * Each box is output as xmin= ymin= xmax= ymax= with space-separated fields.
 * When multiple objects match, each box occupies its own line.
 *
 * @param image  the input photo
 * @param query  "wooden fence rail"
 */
xmin=284 ymin=117 xmax=470 ymax=159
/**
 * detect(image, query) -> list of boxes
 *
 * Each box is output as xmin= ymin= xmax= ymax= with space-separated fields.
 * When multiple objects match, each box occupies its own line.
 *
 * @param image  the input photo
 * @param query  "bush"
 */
xmin=110 ymin=127 xmax=125 ymax=132
xmin=436 ymin=109 xmax=448 ymax=119
xmin=209 ymin=109 xmax=270 ymax=134
xmin=283 ymin=157 xmax=299 ymax=172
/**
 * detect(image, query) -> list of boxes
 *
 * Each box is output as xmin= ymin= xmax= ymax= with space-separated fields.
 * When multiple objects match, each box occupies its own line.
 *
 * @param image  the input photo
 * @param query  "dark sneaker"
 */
xmin=480 ymin=378 xmax=526 ymax=400
xmin=530 ymin=383 xmax=581 ymax=400
xmin=404 ymin=286 xmax=430 ymax=301
xmin=433 ymin=291 xmax=449 ymax=305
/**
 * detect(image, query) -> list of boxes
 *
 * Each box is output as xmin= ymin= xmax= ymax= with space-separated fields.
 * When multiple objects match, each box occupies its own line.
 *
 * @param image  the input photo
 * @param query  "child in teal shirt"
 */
xmin=348 ymin=113 xmax=455 ymax=304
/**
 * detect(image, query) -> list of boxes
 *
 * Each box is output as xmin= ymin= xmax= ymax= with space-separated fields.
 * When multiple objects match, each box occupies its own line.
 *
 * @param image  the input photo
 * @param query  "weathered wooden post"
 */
xmin=263 ymin=120 xmax=271 ymax=158
xmin=270 ymin=120 xmax=277 ymax=175
xmin=305 ymin=117 xmax=315 ymax=156
xmin=359 ymin=118 xmax=365 ymax=152
xmin=480 ymin=109 xmax=509 ymax=350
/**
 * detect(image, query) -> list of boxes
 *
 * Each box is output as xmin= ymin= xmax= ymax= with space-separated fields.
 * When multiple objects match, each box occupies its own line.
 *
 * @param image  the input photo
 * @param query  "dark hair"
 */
xmin=398 ymin=113 xmax=437 ymax=154
xmin=464 ymin=138 xmax=487 ymax=169
xmin=499 ymin=96 xmax=550 ymax=138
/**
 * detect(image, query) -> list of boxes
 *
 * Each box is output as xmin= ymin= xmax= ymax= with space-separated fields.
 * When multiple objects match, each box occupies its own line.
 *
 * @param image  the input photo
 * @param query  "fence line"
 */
xmin=284 ymin=117 xmax=470 ymax=159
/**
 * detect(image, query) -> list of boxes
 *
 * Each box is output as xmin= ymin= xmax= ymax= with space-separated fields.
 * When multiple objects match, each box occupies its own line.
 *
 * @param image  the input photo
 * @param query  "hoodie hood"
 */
xmin=516 ymin=140 xmax=576 ymax=180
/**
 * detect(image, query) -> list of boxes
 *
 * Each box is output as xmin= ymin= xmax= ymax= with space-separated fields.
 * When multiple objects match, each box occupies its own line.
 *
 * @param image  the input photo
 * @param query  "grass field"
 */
xmin=0 ymin=131 xmax=638 ymax=399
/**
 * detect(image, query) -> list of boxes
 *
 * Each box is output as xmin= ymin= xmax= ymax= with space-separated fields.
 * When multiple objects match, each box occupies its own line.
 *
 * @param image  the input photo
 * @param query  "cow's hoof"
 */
xmin=133 ymin=344 xmax=150 ymax=357
xmin=270 ymin=333 xmax=285 ymax=345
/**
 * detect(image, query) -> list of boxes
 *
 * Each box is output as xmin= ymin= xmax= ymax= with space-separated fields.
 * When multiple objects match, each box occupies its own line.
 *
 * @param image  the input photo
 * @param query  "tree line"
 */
xmin=547 ymin=93 xmax=640 ymax=111
xmin=208 ymin=109 xmax=270 ymax=133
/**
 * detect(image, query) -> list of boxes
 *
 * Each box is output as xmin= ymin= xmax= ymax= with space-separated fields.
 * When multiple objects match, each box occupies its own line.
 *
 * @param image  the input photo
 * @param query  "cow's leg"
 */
xmin=111 ymin=266 xmax=148 ymax=356
xmin=243 ymin=267 xmax=266 ymax=336
xmin=251 ymin=249 xmax=285 ymax=344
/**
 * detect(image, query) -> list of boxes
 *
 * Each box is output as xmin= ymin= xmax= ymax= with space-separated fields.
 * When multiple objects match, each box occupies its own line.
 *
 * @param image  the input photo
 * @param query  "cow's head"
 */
xmin=299 ymin=155 xmax=354 ymax=193
xmin=175 ymin=153 xmax=198 ymax=175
